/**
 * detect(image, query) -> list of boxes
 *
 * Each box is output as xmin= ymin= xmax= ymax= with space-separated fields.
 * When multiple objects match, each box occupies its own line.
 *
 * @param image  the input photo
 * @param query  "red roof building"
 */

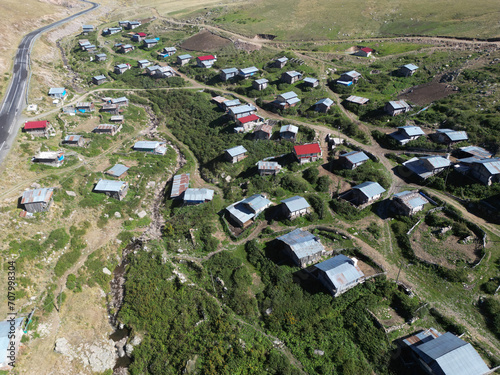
xmin=197 ymin=55 xmax=215 ymax=61
xmin=24 ymin=121 xmax=49 ymax=130
xmin=360 ymin=47 xmax=373 ymax=53
xmin=293 ymin=143 xmax=322 ymax=164
xmin=238 ymin=114 xmax=260 ymax=124
xmin=136 ymin=32 xmax=147 ymax=37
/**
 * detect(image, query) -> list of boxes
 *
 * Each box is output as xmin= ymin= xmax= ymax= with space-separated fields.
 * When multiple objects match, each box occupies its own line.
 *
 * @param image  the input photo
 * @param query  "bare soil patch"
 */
xmin=234 ymin=39 xmax=261 ymax=52
xmin=180 ymin=30 xmax=231 ymax=52
xmin=372 ymin=305 xmax=405 ymax=327
xmin=397 ymin=80 xmax=457 ymax=106
xmin=412 ymin=221 xmax=479 ymax=268
xmin=73 ymin=116 xmax=100 ymax=133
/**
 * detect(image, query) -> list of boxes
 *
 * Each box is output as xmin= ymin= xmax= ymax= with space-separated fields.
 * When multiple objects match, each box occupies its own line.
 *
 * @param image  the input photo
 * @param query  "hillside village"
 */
xmin=0 ymin=11 xmax=500 ymax=375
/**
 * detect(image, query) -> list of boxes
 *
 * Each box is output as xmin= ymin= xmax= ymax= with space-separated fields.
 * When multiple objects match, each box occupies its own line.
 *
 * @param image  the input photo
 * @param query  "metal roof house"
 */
xmin=32 ymin=151 xmax=65 ymax=167
xmin=110 ymin=97 xmax=129 ymax=106
xmin=252 ymin=78 xmax=268 ymax=91
xmin=76 ymin=101 xmax=95 ymax=112
xmin=314 ymin=255 xmax=365 ymax=297
xmin=220 ymin=68 xmax=239 ymax=81
xmin=225 ymin=145 xmax=248 ymax=163
xmin=82 ymin=25 xmax=94 ymax=34
xmin=303 ymin=77 xmax=319 ymax=87
xmin=339 ymin=150 xmax=369 ymax=169
xmin=346 ymin=95 xmax=370 ymax=105
xmin=280 ymin=124 xmax=299 ymax=141
xmin=196 ymin=55 xmax=216 ymax=68
xmin=281 ymin=71 xmax=303 ymax=84
xmin=314 ymin=98 xmax=334 ymax=113
xmin=403 ymin=156 xmax=452 ymax=180
xmin=239 ymin=66 xmax=259 ymax=78
xmin=351 ymin=181 xmax=386 ymax=205
xmin=236 ymin=114 xmax=262 ymax=132
xmin=281 ymin=196 xmax=310 ymax=219
xmin=253 ymin=123 xmax=273 ymax=140
xmin=338 ymin=70 xmax=361 ymax=85
xmin=62 ymin=135 xmax=84 ymax=147
xmin=226 ymin=194 xmax=271 ymax=227
xmin=183 ymin=188 xmax=214 ymax=205
xmin=132 ymin=32 xmax=147 ymax=42
xmin=92 ymin=75 xmax=107 ymax=85
xmin=120 ymin=44 xmax=134 ymax=53
xmin=293 ymin=143 xmax=322 ymax=164
xmin=143 ymin=38 xmax=158 ymax=48
xmin=222 ymin=98 xmax=241 ymax=110
xmin=114 ymin=63 xmax=131 ymax=74
xmin=392 ymin=190 xmax=429 ymax=216
xmin=0 ymin=318 xmax=24 ymax=371
xmin=385 ymin=100 xmax=411 ymax=116
xmin=228 ymin=104 xmax=256 ymax=120
xmin=398 ymin=63 xmax=419 ymax=77
xmin=163 ymin=46 xmax=177 ymax=56
xmin=403 ymin=329 xmax=490 ymax=375
xmin=354 ymin=47 xmax=373 ymax=57
xmin=23 ymin=121 xmax=53 ymax=137
xmin=469 ymin=158 xmax=500 ymax=186
xmin=433 ymin=129 xmax=468 ymax=144
xmin=133 ymin=141 xmax=167 ymax=155
xmin=93 ymin=124 xmax=122 ymax=136
xmin=106 ymin=164 xmax=129 ymax=178
xmin=177 ymin=54 xmax=192 ymax=65
xmin=95 ymin=53 xmax=107 ymax=62
xmin=277 ymin=228 xmax=326 ymax=268
xmin=389 ymin=125 xmax=425 ymax=145
xmin=257 ymin=160 xmax=281 ymax=176
xmin=48 ymin=87 xmax=66 ymax=99
xmin=94 ymin=179 xmax=128 ymax=200
xmin=274 ymin=56 xmax=288 ymax=68
xmin=275 ymin=91 xmax=300 ymax=108
xmin=171 ymin=173 xmax=190 ymax=198
xmin=458 ymin=146 xmax=492 ymax=160
xmin=126 ymin=21 xmax=141 ymax=29
xmin=21 ymin=188 xmax=54 ymax=213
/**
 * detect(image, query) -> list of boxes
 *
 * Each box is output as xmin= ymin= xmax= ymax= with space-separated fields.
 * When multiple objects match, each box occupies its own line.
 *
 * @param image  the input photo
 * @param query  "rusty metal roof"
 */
xmin=171 ymin=173 xmax=190 ymax=198
xmin=21 ymin=188 xmax=54 ymax=204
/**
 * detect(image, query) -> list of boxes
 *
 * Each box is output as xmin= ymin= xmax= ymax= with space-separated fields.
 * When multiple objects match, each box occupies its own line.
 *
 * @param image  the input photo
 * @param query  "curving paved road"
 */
xmin=0 ymin=0 xmax=99 ymax=166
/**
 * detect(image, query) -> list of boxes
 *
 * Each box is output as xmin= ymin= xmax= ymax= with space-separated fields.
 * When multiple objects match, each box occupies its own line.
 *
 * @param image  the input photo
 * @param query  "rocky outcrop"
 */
xmin=54 ymin=337 xmax=117 ymax=373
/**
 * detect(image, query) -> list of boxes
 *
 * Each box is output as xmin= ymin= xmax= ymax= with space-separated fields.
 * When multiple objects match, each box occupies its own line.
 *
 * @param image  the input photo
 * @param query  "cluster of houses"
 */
xmin=169 ymin=173 xmax=215 ymax=205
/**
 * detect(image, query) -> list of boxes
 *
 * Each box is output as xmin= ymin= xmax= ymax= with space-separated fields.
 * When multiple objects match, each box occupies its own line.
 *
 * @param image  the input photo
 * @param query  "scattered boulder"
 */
xmin=314 ymin=349 xmax=325 ymax=356
xmin=103 ymin=267 xmax=112 ymax=275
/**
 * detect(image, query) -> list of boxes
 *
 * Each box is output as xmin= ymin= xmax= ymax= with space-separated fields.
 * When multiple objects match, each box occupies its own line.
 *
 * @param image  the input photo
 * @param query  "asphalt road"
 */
xmin=0 ymin=0 xmax=99 ymax=166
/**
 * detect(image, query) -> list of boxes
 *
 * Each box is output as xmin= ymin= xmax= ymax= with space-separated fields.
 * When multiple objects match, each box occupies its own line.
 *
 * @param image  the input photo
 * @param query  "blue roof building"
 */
xmin=106 ymin=164 xmax=129 ymax=178
xmin=220 ymin=67 xmax=239 ymax=80
xmin=351 ymin=181 xmax=386 ymax=205
xmin=339 ymin=150 xmax=369 ymax=169
xmin=404 ymin=329 xmax=490 ymax=375
xmin=315 ymin=255 xmax=365 ymax=297
xmin=239 ymin=66 xmax=259 ymax=78
xmin=225 ymin=145 xmax=248 ymax=163
xmin=277 ymin=228 xmax=325 ymax=268
xmin=434 ymin=129 xmax=468 ymax=143
xmin=390 ymin=125 xmax=425 ymax=145
xmin=281 ymin=196 xmax=310 ymax=219
xmin=314 ymin=98 xmax=334 ymax=112
xmin=392 ymin=190 xmax=429 ymax=216
xmin=403 ymin=156 xmax=451 ymax=180
xmin=94 ymin=179 xmax=128 ymax=200
xmin=183 ymin=188 xmax=214 ymax=204
xmin=226 ymin=194 xmax=271 ymax=227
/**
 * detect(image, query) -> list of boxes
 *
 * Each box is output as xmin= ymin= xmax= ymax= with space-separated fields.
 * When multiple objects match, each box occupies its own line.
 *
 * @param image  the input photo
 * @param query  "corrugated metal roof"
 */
xmin=94 ymin=179 xmax=126 ymax=192
xmin=420 ymin=156 xmax=452 ymax=169
xmin=111 ymin=97 xmax=128 ymax=104
xmin=389 ymin=100 xmax=411 ymax=110
xmin=21 ymin=188 xmax=54 ymax=204
xmin=254 ymin=78 xmax=268 ymax=84
xmin=171 ymin=173 xmax=190 ymax=198
xmin=138 ymin=59 xmax=150 ymax=64
xmin=285 ymin=71 xmax=301 ymax=78
xmin=281 ymin=196 xmax=310 ymax=212
xmin=197 ymin=55 xmax=215 ymax=61
xmin=352 ymin=181 xmax=386 ymax=198
xmin=346 ymin=95 xmax=369 ymax=105
xmin=184 ymin=188 xmax=214 ymax=202
xmin=280 ymin=124 xmax=298 ymax=134
xmin=134 ymin=141 xmax=164 ymax=149
xmin=178 ymin=54 xmax=192 ymax=59
xmin=164 ymin=47 xmax=177 ymax=52
xmin=144 ymin=39 xmax=157 ymax=43
xmin=315 ymin=98 xmax=334 ymax=107
xmin=240 ymin=66 xmax=259 ymax=74
xmin=276 ymin=57 xmax=288 ymax=63
xmin=48 ymin=87 xmax=65 ymax=94
xmin=230 ymin=105 xmax=256 ymax=115
xmin=122 ymin=44 xmax=133 ymax=49
xmin=223 ymin=99 xmax=241 ymax=107
xmin=76 ymin=102 xmax=92 ymax=108
xmin=279 ymin=91 xmax=298 ymax=100
xmin=412 ymin=332 xmax=489 ymax=375
xmin=238 ymin=114 xmax=260 ymax=124
xmin=303 ymin=77 xmax=318 ymax=83
xmin=436 ymin=129 xmax=468 ymax=141
xmin=64 ymin=135 xmax=82 ymax=142
xmin=254 ymin=124 xmax=273 ymax=134
xmin=257 ymin=161 xmax=281 ymax=170
xmin=287 ymin=97 xmax=301 ymax=105
xmin=222 ymin=68 xmax=238 ymax=74
xmin=110 ymin=115 xmax=124 ymax=121
xmin=24 ymin=121 xmax=48 ymax=130
xmin=399 ymin=125 xmax=424 ymax=136
xmin=94 ymin=124 xmax=118 ymax=131
xmin=226 ymin=145 xmax=248 ymax=157
xmin=226 ymin=202 xmax=255 ymax=224
xmin=106 ymin=164 xmax=129 ymax=177
xmin=402 ymin=328 xmax=441 ymax=346
xmin=277 ymin=228 xmax=324 ymax=260
xmin=402 ymin=63 xmax=419 ymax=71
xmin=96 ymin=53 xmax=107 ymax=58
xmin=340 ymin=150 xmax=369 ymax=164
xmin=315 ymin=254 xmax=364 ymax=290
xmin=294 ymin=143 xmax=321 ymax=156
xmin=242 ymin=194 xmax=271 ymax=212
xmin=342 ymin=70 xmax=361 ymax=78
xmin=116 ymin=64 xmax=129 ymax=69
xmin=393 ymin=191 xmax=428 ymax=209
xmin=473 ymin=158 xmax=500 ymax=175
xmin=93 ymin=75 xmax=106 ymax=80
xmin=460 ymin=146 xmax=492 ymax=159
